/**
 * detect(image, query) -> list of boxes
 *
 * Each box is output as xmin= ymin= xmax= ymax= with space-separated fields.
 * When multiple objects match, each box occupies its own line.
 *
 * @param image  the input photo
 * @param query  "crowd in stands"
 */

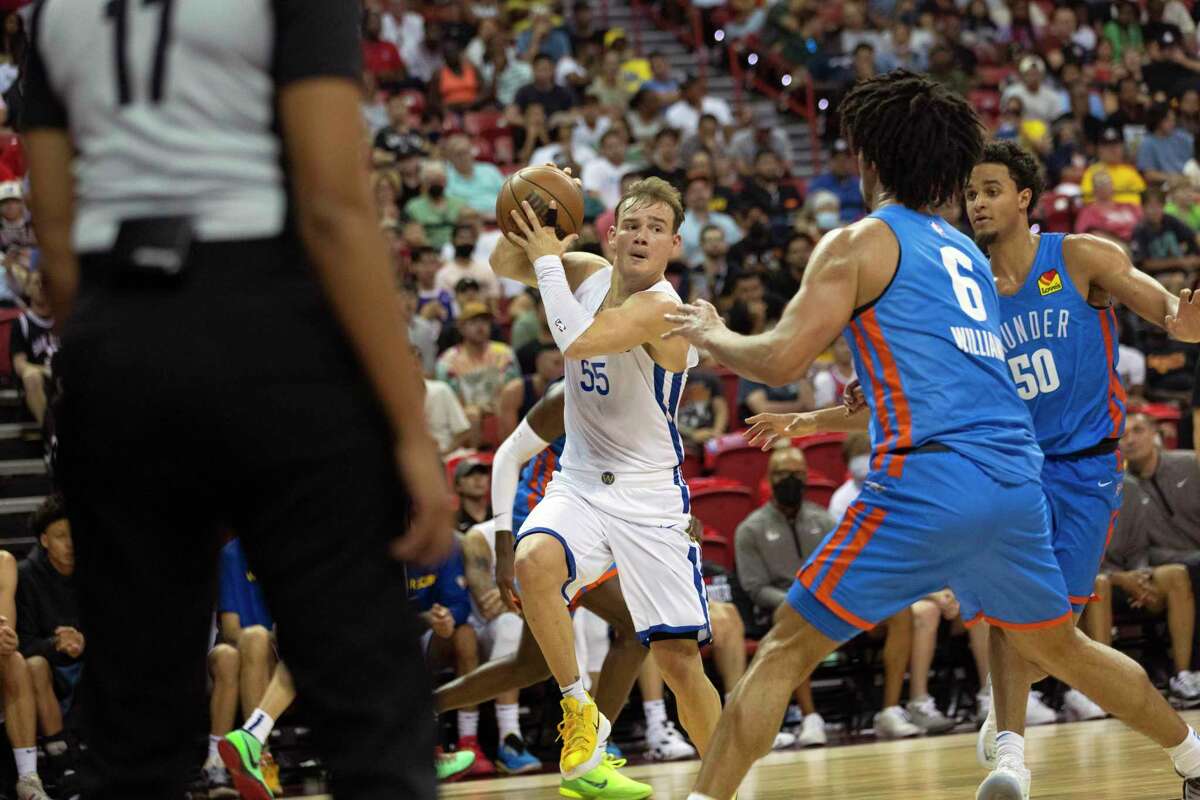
xmin=0 ymin=0 xmax=1198 ymax=794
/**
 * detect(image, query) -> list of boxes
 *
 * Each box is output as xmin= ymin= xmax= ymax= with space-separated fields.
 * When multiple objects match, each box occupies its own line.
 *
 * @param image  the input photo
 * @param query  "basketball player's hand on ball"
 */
xmin=745 ymin=413 xmax=814 ymax=451
xmin=1166 ymin=288 xmax=1200 ymax=342
xmin=392 ymin=436 xmax=456 ymax=565
xmin=506 ymin=199 xmax=578 ymax=261
xmin=662 ymin=299 xmax=725 ymax=347
xmin=542 ymin=163 xmax=583 ymax=192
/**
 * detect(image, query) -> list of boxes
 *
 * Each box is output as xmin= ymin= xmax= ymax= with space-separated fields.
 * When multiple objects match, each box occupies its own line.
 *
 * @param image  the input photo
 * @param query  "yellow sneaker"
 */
xmin=260 ymin=749 xmax=282 ymax=796
xmin=558 ymin=695 xmax=611 ymax=779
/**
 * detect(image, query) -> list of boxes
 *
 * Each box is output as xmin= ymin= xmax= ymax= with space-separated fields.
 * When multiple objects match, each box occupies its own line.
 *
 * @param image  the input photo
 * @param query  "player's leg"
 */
xmin=1 ymin=651 xmax=41 ymax=791
xmin=579 ymin=609 xmax=610 ymax=695
xmin=435 ymin=623 xmax=551 ymax=712
xmin=236 ymin=626 xmax=275 ymax=720
xmin=1082 ymin=574 xmax=1114 ymax=646
xmin=513 ymin=485 xmax=616 ymax=779
xmin=689 ymin=606 xmax=841 ymax=800
xmin=908 ymin=599 xmax=941 ymax=702
xmin=639 ymin=656 xmax=697 ymax=761
xmin=1152 ymin=564 xmax=1197 ymax=680
xmin=576 ymin=577 xmax=649 ymax=725
xmin=709 ymin=601 xmax=747 ymax=696
xmin=24 ymin=657 xmax=60 ymax=742
xmin=873 ymin=608 xmax=920 ymax=738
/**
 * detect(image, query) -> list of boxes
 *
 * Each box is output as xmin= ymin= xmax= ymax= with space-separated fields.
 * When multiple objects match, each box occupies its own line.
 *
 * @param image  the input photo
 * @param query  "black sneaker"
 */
xmin=1184 ymin=775 xmax=1200 ymax=800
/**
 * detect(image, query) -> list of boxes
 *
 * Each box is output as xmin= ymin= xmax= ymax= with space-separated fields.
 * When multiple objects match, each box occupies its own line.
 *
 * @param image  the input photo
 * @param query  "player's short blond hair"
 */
xmin=615 ymin=177 xmax=685 ymax=233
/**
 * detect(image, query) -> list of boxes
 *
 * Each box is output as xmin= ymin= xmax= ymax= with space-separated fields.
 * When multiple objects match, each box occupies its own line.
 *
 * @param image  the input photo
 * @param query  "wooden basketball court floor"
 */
xmin=425 ymin=711 xmax=1200 ymax=800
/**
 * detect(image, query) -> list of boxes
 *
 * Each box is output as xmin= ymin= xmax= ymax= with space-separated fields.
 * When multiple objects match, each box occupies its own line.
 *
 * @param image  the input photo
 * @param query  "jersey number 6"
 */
xmin=940 ymin=246 xmax=988 ymax=322
xmin=579 ymin=360 xmax=609 ymax=395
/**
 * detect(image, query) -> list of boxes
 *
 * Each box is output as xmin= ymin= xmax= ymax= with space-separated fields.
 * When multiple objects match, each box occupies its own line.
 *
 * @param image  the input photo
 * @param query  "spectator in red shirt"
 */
xmin=1074 ymin=170 xmax=1142 ymax=241
xmin=362 ymin=9 xmax=407 ymax=89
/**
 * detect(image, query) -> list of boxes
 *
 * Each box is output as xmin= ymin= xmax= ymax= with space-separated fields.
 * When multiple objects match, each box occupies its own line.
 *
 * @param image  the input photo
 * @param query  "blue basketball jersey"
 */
xmin=850 ymin=205 xmax=1042 ymax=485
xmin=512 ymin=435 xmax=566 ymax=532
xmin=996 ymin=233 xmax=1126 ymax=456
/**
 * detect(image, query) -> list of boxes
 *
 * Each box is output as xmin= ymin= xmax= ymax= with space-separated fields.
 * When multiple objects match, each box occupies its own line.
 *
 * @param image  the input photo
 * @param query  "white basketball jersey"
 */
xmin=560 ymin=267 xmax=698 ymax=476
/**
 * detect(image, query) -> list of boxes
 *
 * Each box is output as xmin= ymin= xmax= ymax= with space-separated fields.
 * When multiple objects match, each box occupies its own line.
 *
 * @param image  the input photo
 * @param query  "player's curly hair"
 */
xmin=839 ymin=70 xmax=985 ymax=210
xmin=979 ymin=140 xmax=1045 ymax=211
xmin=29 ymin=494 xmax=66 ymax=539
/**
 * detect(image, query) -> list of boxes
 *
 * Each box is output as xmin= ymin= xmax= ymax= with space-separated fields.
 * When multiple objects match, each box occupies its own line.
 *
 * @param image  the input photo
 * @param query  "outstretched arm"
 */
xmin=1069 ymin=234 xmax=1200 ymax=342
xmin=665 ymin=226 xmax=863 ymax=385
xmin=744 ymin=405 xmax=870 ymax=450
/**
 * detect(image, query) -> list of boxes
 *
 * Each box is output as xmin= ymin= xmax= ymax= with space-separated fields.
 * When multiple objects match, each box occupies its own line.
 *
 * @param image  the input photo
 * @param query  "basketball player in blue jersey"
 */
xmin=965 ymin=141 xmax=1200 ymax=799
xmin=664 ymin=71 xmax=1200 ymax=800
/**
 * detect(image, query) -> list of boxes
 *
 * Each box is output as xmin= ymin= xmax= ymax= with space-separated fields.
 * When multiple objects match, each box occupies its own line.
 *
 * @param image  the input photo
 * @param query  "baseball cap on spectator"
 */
xmin=1018 ymin=55 xmax=1045 ymax=75
xmin=1155 ymin=27 xmax=1180 ymax=48
xmin=454 ymin=457 xmax=490 ymax=482
xmin=0 ymin=182 xmax=22 ymax=202
xmin=455 ymin=277 xmax=482 ymax=294
xmin=1099 ymin=126 xmax=1122 ymax=145
xmin=604 ymin=28 xmax=627 ymax=48
xmin=459 ymin=301 xmax=492 ymax=321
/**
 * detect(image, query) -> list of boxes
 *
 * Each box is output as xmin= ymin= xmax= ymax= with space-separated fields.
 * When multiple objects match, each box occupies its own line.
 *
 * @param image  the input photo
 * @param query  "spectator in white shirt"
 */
xmin=1118 ymin=342 xmax=1147 ymax=400
xmin=828 ymin=433 xmax=872 ymax=521
xmin=572 ymin=92 xmax=612 ymax=153
xmin=436 ymin=223 xmax=502 ymax=300
xmin=424 ymin=375 xmax=474 ymax=455
xmin=581 ymin=129 xmax=634 ymax=210
xmin=1000 ymin=55 xmax=1064 ymax=123
xmin=812 ymin=336 xmax=856 ymax=408
xmin=665 ymin=76 xmax=733 ymax=138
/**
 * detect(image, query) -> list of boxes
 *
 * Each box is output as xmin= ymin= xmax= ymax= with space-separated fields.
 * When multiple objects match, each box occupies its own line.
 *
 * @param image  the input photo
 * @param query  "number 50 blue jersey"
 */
xmin=848 ymin=205 xmax=1042 ymax=485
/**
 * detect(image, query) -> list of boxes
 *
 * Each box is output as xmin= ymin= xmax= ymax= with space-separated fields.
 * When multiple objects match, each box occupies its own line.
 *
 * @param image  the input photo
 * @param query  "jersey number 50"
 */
xmin=579 ymin=360 xmax=609 ymax=395
xmin=1008 ymin=348 xmax=1061 ymax=400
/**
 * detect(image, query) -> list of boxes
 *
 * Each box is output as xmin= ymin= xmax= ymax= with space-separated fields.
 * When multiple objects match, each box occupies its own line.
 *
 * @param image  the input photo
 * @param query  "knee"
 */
xmin=1093 ymin=573 xmax=1111 ymax=599
xmin=1157 ymin=564 xmax=1191 ymax=595
xmin=26 ymin=655 xmax=50 ymax=687
xmin=710 ymin=603 xmax=744 ymax=644
xmin=238 ymin=626 xmax=272 ymax=664
xmin=514 ymin=536 xmax=568 ymax=590
xmin=20 ymin=371 xmax=41 ymax=396
xmin=650 ymin=640 xmax=701 ymax=684
xmin=0 ymin=651 xmax=26 ymax=687
xmin=209 ymin=644 xmax=240 ymax=684
xmin=911 ymin=600 xmax=940 ymax=632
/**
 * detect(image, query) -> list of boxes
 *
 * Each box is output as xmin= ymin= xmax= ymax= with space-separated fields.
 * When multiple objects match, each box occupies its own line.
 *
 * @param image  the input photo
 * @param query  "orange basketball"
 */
xmin=496 ymin=166 xmax=585 ymax=239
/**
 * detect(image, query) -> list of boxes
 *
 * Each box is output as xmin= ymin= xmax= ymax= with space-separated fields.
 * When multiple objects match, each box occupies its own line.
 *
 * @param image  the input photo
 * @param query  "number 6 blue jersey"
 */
xmin=850 ymin=205 xmax=1042 ymax=485
xmin=995 ymin=233 xmax=1126 ymax=457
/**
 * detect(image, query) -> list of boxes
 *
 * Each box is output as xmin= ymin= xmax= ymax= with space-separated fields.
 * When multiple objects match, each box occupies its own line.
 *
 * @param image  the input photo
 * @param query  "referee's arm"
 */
xmin=275 ymin=2 xmax=453 ymax=564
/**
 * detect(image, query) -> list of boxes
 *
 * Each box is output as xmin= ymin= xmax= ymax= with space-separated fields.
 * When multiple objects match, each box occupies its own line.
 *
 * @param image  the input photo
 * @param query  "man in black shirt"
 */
xmin=454 ymin=458 xmax=492 ymax=533
xmin=22 ymin=1 xmax=453 ymax=797
xmin=514 ymin=54 xmax=576 ymax=116
xmin=1131 ymin=187 xmax=1200 ymax=279
xmin=640 ymin=128 xmax=689 ymax=193
xmin=373 ymin=94 xmax=429 ymax=163
xmin=1143 ymin=26 xmax=1200 ymax=97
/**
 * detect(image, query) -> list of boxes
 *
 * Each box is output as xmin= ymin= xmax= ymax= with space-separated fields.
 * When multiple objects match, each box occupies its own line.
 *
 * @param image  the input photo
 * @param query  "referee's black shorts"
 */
xmin=55 ymin=235 xmax=434 ymax=800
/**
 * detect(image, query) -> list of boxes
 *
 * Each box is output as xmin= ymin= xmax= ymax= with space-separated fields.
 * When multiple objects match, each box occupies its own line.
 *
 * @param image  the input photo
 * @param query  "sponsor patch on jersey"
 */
xmin=1037 ymin=269 xmax=1063 ymax=296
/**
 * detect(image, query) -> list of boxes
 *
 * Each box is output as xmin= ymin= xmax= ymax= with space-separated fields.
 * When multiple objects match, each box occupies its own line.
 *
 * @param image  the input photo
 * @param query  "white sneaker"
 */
xmin=15 ymin=775 xmax=51 ymax=800
xmin=1062 ymin=688 xmax=1107 ymax=721
xmin=976 ymin=688 xmax=992 ymax=724
xmin=798 ymin=712 xmax=827 ymax=747
xmin=644 ymin=721 xmax=697 ymax=761
xmin=1171 ymin=672 xmax=1200 ymax=708
xmin=906 ymin=694 xmax=957 ymax=734
xmin=977 ymin=699 xmax=997 ymax=769
xmin=873 ymin=705 xmax=921 ymax=739
xmin=771 ymin=730 xmax=796 ymax=750
xmin=975 ymin=757 xmax=1031 ymax=800
xmin=1025 ymin=690 xmax=1057 ymax=726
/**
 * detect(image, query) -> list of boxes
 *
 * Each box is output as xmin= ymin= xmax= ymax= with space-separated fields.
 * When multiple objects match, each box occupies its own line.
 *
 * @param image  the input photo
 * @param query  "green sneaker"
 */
xmin=559 ymin=755 xmax=653 ymax=799
xmin=218 ymin=730 xmax=272 ymax=800
xmin=436 ymin=746 xmax=476 ymax=782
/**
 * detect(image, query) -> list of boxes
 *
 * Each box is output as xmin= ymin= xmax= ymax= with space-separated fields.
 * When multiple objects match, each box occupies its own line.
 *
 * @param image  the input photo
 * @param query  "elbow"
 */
xmin=294 ymin=194 xmax=371 ymax=250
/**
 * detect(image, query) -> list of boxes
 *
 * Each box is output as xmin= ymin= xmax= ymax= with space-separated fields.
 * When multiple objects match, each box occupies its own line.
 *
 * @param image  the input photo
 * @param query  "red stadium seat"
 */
xmin=688 ymin=478 xmax=755 ymax=541
xmin=701 ymin=530 xmax=735 ymax=573
xmin=712 ymin=367 xmax=743 ymax=429
xmin=704 ymin=432 xmax=770 ymax=491
xmin=464 ymin=110 xmax=505 ymax=136
xmin=968 ymin=88 xmax=1001 ymax=116
xmin=1037 ymin=192 xmax=1079 ymax=234
xmin=480 ymin=127 xmax=515 ymax=165
xmin=681 ymin=452 xmax=705 ymax=480
xmin=793 ymin=432 xmax=848 ymax=483
xmin=803 ymin=477 xmax=840 ymax=509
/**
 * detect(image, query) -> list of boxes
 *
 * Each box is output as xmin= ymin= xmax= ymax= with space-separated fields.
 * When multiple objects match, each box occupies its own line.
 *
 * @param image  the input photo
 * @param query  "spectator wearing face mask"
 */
xmin=828 ymin=433 xmax=871 ymax=521
xmin=436 ymin=224 xmax=501 ymax=300
xmin=404 ymin=162 xmax=464 ymax=250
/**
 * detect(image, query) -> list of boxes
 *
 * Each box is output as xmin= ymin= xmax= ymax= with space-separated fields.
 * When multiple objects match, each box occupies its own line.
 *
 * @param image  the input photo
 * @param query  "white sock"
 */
xmin=996 ymin=731 xmax=1025 ymax=766
xmin=496 ymin=703 xmax=521 ymax=743
xmin=560 ymin=678 xmax=589 ymax=704
xmin=1168 ymin=726 xmax=1200 ymax=778
xmin=43 ymin=739 xmax=67 ymax=758
xmin=207 ymin=735 xmax=222 ymax=764
xmin=13 ymin=747 xmax=36 ymax=779
xmin=644 ymin=698 xmax=667 ymax=731
xmin=458 ymin=709 xmax=480 ymax=740
xmin=687 ymin=794 xmax=719 ymax=800
xmin=243 ymin=708 xmax=276 ymax=747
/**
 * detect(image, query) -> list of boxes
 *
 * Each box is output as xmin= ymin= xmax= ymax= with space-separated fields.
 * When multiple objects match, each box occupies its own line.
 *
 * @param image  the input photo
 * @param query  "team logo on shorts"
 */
xmin=1038 ymin=269 xmax=1063 ymax=296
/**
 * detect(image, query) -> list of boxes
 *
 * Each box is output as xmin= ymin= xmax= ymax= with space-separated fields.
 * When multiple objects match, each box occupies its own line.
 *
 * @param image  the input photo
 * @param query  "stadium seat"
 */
xmin=803 ymin=477 xmax=840 ymax=509
xmin=464 ymin=110 xmax=506 ymax=136
xmin=481 ymin=127 xmax=515 ymax=165
xmin=681 ymin=452 xmax=705 ymax=480
xmin=793 ymin=432 xmax=847 ymax=483
xmin=967 ymin=88 xmax=1001 ymax=116
xmin=688 ymin=478 xmax=755 ymax=541
xmin=712 ymin=367 xmax=743 ymax=430
xmin=1038 ymin=191 xmax=1079 ymax=234
xmin=480 ymin=414 xmax=501 ymax=449
xmin=701 ymin=530 xmax=735 ymax=573
xmin=704 ymin=432 xmax=770 ymax=491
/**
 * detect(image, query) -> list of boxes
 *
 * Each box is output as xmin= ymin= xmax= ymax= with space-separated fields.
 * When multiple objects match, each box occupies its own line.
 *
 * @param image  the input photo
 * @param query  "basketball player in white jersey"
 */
xmin=493 ymin=176 xmax=722 ymax=782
